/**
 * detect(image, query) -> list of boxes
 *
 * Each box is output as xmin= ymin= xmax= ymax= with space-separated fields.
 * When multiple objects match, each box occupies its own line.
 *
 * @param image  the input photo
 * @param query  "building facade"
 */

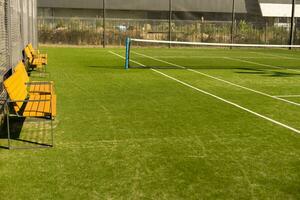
xmin=37 ymin=0 xmax=263 ymax=20
xmin=37 ymin=0 xmax=299 ymax=20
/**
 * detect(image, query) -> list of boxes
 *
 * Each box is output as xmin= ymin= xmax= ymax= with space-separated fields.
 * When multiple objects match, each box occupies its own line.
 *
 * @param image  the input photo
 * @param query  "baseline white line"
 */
xmin=274 ymin=95 xmax=300 ymax=98
xmin=224 ymin=56 xmax=300 ymax=73
xmin=133 ymin=51 xmax=300 ymax=107
xmin=109 ymin=51 xmax=300 ymax=135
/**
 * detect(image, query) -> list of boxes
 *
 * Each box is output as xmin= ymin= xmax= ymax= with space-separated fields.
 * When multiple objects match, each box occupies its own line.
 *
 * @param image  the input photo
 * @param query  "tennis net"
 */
xmin=124 ymin=38 xmax=300 ymax=71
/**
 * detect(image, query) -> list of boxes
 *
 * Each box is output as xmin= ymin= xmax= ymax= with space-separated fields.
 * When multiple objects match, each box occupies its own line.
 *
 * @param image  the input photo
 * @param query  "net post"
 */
xmin=125 ymin=37 xmax=131 ymax=69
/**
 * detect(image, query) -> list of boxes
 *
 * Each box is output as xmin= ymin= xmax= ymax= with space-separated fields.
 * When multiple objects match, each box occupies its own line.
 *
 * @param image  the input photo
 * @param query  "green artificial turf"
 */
xmin=0 ymin=46 xmax=300 ymax=199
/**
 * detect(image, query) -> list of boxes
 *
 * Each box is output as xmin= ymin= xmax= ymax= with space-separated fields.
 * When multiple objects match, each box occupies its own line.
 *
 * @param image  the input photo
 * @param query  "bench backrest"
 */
xmin=14 ymin=61 xmax=30 ymax=84
xmin=27 ymin=43 xmax=36 ymax=56
xmin=24 ymin=47 xmax=33 ymax=63
xmin=4 ymin=70 xmax=28 ymax=112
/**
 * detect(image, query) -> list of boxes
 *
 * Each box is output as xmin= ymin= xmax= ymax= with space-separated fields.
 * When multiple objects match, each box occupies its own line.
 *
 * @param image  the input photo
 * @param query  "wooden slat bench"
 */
xmin=24 ymin=47 xmax=47 ymax=71
xmin=3 ymin=67 xmax=56 ymax=149
xmin=14 ymin=61 xmax=54 ymax=94
xmin=27 ymin=43 xmax=48 ymax=63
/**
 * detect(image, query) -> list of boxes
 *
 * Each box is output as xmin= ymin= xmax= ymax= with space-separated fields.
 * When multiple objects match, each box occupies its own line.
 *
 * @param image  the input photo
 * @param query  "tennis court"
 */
xmin=0 ymin=45 xmax=300 ymax=199
xmin=1 ymin=0 xmax=300 ymax=198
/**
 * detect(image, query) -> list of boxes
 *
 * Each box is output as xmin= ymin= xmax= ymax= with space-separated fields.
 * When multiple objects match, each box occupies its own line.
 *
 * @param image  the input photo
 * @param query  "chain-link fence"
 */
xmin=0 ymin=0 xmax=37 ymax=125
xmin=37 ymin=0 xmax=299 ymax=46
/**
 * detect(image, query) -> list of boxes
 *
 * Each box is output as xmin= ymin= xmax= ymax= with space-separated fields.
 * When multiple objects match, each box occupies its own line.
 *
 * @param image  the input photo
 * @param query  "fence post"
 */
xmin=7 ymin=0 xmax=12 ymax=68
xmin=230 ymin=0 xmax=235 ymax=45
xmin=102 ymin=0 xmax=106 ymax=48
xmin=264 ymin=20 xmax=268 ymax=44
xmin=169 ymin=0 xmax=172 ymax=48
xmin=201 ymin=17 xmax=204 ymax=42
xmin=20 ymin=0 xmax=24 ymax=48
xmin=289 ymin=0 xmax=296 ymax=49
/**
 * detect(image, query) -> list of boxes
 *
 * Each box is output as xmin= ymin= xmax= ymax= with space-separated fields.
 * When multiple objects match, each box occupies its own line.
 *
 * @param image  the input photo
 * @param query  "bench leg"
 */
xmin=5 ymin=104 xmax=11 ymax=150
xmin=51 ymin=118 xmax=54 ymax=147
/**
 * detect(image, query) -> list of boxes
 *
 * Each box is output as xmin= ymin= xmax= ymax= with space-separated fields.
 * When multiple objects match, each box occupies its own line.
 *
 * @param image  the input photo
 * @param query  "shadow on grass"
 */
xmin=235 ymin=68 xmax=300 ymax=77
xmin=0 ymin=117 xmax=51 ymax=149
xmin=88 ymin=65 xmax=300 ymax=78
xmin=0 ymin=118 xmax=23 ymax=149
xmin=88 ymin=65 xmax=126 ymax=70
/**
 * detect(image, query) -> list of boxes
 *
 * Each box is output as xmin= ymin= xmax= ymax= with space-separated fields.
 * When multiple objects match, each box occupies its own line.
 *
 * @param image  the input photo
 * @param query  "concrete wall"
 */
xmin=38 ymin=0 xmax=253 ymax=13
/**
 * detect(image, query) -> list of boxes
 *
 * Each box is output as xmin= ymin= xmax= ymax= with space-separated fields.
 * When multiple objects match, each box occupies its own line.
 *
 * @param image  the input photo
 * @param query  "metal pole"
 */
xmin=7 ymin=0 xmax=12 ymax=68
xmin=35 ymin=0 xmax=39 ymax=48
xmin=231 ymin=0 xmax=235 ymax=45
xmin=5 ymin=104 xmax=11 ymax=149
xmin=102 ymin=0 xmax=106 ymax=48
xmin=289 ymin=0 xmax=296 ymax=49
xmin=27 ymin=0 xmax=31 ymax=44
xmin=20 ymin=0 xmax=24 ymax=48
xmin=169 ymin=0 xmax=172 ymax=48
xmin=264 ymin=19 xmax=268 ymax=44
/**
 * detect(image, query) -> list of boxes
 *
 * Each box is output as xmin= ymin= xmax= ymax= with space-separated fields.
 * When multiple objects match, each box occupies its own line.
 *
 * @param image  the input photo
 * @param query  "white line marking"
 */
xmin=224 ymin=56 xmax=300 ymax=73
xmin=274 ymin=95 xmax=300 ymax=98
xmin=109 ymin=51 xmax=300 ymax=135
xmin=109 ymin=51 xmax=145 ymax=66
xmin=133 ymin=51 xmax=300 ymax=107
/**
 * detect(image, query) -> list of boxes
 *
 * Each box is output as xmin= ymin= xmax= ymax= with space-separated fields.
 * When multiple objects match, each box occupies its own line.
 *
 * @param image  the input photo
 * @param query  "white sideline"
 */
xmin=108 ymin=51 xmax=300 ymax=135
xmin=224 ymin=57 xmax=300 ymax=73
xmin=274 ymin=95 xmax=300 ymax=98
xmin=109 ymin=51 xmax=145 ymax=66
xmin=132 ymin=51 xmax=300 ymax=107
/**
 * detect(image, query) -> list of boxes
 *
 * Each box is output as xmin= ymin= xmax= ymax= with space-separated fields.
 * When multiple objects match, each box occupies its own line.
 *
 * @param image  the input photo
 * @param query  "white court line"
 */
xmin=133 ymin=51 xmax=300 ymax=107
xmin=109 ymin=51 xmax=146 ymax=67
xmin=274 ymin=95 xmax=300 ymax=98
xmin=109 ymin=50 xmax=300 ymax=135
xmin=224 ymin=57 xmax=300 ymax=73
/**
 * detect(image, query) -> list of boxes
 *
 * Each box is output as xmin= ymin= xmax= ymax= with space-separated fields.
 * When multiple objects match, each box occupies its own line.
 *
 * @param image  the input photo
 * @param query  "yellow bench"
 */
xmin=24 ymin=47 xmax=47 ymax=70
xmin=3 ymin=68 xmax=56 ymax=149
xmin=28 ymin=43 xmax=48 ymax=60
xmin=14 ymin=61 xmax=54 ymax=94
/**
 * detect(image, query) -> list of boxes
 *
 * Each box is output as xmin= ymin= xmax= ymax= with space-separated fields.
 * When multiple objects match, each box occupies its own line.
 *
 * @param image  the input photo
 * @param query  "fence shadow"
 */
xmin=0 ymin=117 xmax=24 ymax=149
xmin=235 ymin=68 xmax=300 ymax=77
xmin=0 ymin=117 xmax=52 ymax=149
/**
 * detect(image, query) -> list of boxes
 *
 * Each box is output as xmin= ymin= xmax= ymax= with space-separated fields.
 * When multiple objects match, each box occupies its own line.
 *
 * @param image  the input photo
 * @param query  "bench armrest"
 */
xmin=7 ymin=99 xmax=51 ymax=103
xmin=34 ymin=50 xmax=47 ymax=55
